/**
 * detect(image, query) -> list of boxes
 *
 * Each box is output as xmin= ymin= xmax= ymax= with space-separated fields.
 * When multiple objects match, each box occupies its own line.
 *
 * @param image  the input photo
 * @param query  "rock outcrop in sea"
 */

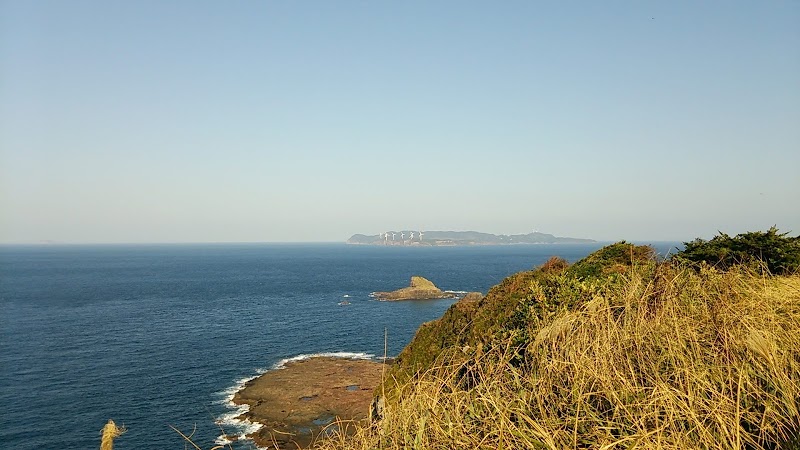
xmin=373 ymin=276 xmax=456 ymax=301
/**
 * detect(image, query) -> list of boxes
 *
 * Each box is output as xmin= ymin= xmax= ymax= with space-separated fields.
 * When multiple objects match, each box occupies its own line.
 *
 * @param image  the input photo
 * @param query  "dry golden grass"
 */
xmin=316 ymin=266 xmax=800 ymax=450
xmin=169 ymin=423 xmax=234 ymax=450
xmin=99 ymin=419 xmax=125 ymax=450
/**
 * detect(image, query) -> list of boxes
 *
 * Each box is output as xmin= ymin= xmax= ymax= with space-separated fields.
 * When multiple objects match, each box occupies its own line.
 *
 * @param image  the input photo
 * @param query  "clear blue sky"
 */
xmin=1 ymin=1 xmax=798 ymax=243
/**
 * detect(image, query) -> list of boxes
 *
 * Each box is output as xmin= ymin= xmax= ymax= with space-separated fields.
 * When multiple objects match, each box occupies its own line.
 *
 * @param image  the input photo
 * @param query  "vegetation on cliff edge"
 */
xmin=316 ymin=234 xmax=800 ymax=450
xmin=675 ymin=226 xmax=800 ymax=275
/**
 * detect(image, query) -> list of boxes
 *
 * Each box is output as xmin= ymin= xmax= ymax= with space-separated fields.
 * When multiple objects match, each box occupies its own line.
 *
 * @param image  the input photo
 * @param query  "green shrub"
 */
xmin=674 ymin=226 xmax=800 ymax=275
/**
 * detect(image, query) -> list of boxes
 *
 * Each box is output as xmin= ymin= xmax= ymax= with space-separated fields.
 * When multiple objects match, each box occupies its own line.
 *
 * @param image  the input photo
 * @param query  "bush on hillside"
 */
xmin=566 ymin=241 xmax=656 ymax=279
xmin=539 ymin=256 xmax=569 ymax=274
xmin=675 ymin=226 xmax=800 ymax=275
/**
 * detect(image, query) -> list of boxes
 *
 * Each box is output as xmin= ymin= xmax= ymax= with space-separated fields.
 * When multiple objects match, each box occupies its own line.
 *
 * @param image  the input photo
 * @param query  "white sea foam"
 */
xmin=212 ymin=371 xmax=266 ymax=404
xmin=214 ymin=352 xmax=376 ymax=447
xmin=213 ymin=370 xmax=269 ymax=447
xmin=273 ymin=351 xmax=376 ymax=369
xmin=444 ymin=290 xmax=469 ymax=295
xmin=213 ymin=412 xmax=264 ymax=448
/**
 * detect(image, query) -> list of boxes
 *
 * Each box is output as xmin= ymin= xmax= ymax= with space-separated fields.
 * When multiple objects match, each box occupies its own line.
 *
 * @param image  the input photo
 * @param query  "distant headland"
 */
xmin=347 ymin=230 xmax=595 ymax=246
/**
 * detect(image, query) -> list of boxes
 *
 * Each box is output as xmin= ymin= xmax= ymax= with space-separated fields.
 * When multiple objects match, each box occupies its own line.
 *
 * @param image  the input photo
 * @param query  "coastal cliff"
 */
xmin=222 ymin=231 xmax=800 ymax=450
xmin=315 ymin=238 xmax=800 ymax=450
xmin=380 ymin=244 xmax=658 ymax=389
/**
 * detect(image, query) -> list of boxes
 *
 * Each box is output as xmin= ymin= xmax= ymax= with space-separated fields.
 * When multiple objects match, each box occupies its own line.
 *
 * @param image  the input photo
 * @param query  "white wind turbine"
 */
xmin=391 ymin=232 xmax=396 ymax=240
xmin=400 ymin=232 xmax=405 ymax=240
xmin=409 ymin=231 xmax=415 ymax=240
xmin=419 ymin=231 xmax=424 ymax=241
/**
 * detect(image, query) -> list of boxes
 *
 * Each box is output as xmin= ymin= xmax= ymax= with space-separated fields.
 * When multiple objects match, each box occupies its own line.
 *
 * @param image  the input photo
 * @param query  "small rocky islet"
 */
xmin=373 ymin=276 xmax=455 ymax=301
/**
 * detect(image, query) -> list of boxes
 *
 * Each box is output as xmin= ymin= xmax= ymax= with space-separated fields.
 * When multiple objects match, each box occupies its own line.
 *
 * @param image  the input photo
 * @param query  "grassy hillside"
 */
xmin=317 ymin=242 xmax=800 ymax=450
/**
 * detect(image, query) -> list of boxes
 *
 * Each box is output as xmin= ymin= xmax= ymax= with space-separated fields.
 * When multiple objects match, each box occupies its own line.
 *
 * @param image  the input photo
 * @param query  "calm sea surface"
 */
xmin=0 ymin=242 xmax=678 ymax=449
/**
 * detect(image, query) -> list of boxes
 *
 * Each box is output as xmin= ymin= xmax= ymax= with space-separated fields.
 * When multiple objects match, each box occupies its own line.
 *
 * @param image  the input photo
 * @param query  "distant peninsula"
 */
xmin=347 ymin=230 xmax=595 ymax=246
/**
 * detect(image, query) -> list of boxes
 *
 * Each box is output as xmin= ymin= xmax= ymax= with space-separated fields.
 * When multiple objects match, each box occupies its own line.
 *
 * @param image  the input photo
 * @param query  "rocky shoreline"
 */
xmin=231 ymin=357 xmax=385 ymax=449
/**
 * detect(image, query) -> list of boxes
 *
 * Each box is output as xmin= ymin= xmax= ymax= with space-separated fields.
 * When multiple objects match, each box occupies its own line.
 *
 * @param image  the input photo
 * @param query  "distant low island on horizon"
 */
xmin=347 ymin=230 xmax=595 ymax=246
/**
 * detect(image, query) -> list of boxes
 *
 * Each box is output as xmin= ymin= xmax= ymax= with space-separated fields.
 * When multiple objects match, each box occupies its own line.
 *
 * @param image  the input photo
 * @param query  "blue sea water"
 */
xmin=0 ymin=242 xmax=678 ymax=449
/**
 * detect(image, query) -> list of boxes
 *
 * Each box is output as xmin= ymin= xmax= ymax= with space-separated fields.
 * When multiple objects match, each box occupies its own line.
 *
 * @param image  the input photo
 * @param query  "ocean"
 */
xmin=0 ymin=242 xmax=678 ymax=449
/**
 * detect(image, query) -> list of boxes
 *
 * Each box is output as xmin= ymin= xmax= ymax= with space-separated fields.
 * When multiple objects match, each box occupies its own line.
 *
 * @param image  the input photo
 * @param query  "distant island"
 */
xmin=347 ymin=230 xmax=595 ymax=246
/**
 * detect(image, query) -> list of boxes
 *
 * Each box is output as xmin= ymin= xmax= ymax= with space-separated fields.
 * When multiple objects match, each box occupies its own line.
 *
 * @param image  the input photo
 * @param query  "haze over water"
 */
xmin=2 ymin=2 xmax=798 ymax=244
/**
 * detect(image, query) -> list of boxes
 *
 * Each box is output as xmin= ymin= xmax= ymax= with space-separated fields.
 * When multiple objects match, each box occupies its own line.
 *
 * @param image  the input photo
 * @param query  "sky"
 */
xmin=1 ymin=1 xmax=798 ymax=243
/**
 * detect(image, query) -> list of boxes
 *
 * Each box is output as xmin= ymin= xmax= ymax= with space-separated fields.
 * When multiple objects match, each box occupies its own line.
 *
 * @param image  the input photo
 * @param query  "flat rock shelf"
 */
xmin=232 ymin=357 xmax=386 ymax=449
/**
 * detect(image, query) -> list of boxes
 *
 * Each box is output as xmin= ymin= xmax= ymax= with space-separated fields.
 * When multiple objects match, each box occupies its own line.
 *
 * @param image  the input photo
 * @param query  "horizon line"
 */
xmin=0 ymin=239 xmax=686 ymax=246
